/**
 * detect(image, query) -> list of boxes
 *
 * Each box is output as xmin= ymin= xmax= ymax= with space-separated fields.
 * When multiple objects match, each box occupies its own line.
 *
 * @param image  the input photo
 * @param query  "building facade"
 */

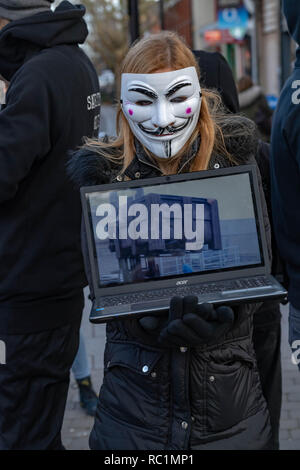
xmin=164 ymin=0 xmax=193 ymax=47
xmin=162 ymin=0 xmax=294 ymax=97
xmin=192 ymin=0 xmax=256 ymax=81
xmin=256 ymin=0 xmax=281 ymax=96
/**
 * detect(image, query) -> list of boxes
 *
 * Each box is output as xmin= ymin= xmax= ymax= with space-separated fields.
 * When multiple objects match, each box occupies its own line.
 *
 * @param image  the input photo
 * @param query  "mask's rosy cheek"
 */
xmin=172 ymin=96 xmax=201 ymax=118
xmin=123 ymin=103 xmax=152 ymax=123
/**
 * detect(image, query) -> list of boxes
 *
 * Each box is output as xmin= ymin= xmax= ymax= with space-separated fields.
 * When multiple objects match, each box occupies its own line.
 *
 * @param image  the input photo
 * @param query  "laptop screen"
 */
xmin=86 ymin=172 xmax=264 ymax=288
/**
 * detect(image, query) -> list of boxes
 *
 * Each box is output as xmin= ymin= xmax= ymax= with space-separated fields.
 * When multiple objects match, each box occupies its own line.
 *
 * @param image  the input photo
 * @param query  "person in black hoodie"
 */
xmin=194 ymin=50 xmax=282 ymax=450
xmin=0 ymin=0 xmax=100 ymax=450
xmin=271 ymin=1 xmax=300 ymax=366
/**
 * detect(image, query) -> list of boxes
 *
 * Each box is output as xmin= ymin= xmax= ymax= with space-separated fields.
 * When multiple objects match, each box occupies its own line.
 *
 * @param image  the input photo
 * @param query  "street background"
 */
xmin=72 ymin=0 xmax=293 ymax=110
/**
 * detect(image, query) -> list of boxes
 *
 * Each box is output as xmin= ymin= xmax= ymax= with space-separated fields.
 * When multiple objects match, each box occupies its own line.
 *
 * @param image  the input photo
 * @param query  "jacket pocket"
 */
xmin=100 ymin=341 xmax=166 ymax=429
xmin=104 ymin=340 xmax=163 ymax=374
xmin=205 ymin=347 xmax=260 ymax=433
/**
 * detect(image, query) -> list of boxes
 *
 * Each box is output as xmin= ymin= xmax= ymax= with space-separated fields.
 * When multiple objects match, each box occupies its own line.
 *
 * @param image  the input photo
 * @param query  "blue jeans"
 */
xmin=71 ymin=330 xmax=90 ymax=380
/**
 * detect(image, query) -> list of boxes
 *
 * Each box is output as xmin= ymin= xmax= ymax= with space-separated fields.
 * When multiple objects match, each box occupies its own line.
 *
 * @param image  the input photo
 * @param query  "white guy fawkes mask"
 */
xmin=121 ymin=67 xmax=202 ymax=159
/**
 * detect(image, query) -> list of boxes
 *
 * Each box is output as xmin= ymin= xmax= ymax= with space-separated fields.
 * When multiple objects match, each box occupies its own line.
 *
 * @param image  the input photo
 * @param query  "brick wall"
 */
xmin=164 ymin=0 xmax=193 ymax=47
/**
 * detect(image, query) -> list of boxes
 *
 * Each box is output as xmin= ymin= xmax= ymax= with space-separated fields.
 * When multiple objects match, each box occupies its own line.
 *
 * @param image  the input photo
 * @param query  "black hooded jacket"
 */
xmin=271 ymin=0 xmax=300 ymax=309
xmin=0 ymin=1 xmax=100 ymax=334
xmin=68 ymin=115 xmax=273 ymax=450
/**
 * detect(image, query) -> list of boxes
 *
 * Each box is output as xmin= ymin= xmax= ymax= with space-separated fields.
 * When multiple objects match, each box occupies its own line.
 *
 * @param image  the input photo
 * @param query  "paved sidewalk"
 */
xmin=279 ymin=304 xmax=300 ymax=449
xmin=61 ymin=290 xmax=105 ymax=450
xmin=61 ymin=294 xmax=300 ymax=450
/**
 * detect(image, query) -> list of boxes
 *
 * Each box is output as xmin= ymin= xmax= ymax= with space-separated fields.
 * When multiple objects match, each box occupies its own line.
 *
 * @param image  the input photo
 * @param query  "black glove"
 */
xmin=158 ymin=296 xmax=234 ymax=347
xmin=136 ymin=312 xmax=168 ymax=344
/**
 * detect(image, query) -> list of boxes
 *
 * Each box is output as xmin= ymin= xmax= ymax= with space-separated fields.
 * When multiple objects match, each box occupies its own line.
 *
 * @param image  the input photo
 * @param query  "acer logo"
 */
xmin=176 ymin=280 xmax=188 ymax=286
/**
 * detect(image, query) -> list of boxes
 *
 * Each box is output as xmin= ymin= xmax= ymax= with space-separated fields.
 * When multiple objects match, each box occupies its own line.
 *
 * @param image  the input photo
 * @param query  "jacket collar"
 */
xmin=208 ymin=153 xmax=233 ymax=170
xmin=124 ymin=137 xmax=202 ymax=180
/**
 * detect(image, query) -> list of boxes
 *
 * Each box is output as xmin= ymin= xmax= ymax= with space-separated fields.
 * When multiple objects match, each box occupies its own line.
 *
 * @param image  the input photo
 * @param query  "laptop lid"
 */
xmin=81 ymin=165 xmax=270 ymax=299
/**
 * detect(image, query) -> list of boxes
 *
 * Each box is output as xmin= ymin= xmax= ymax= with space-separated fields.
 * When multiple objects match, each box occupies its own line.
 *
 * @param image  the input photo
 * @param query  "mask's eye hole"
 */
xmin=135 ymin=100 xmax=152 ymax=106
xmin=170 ymin=96 xmax=188 ymax=103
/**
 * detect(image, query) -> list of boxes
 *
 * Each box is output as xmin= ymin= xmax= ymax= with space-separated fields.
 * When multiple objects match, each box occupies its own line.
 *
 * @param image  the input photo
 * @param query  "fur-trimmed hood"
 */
xmin=218 ymin=114 xmax=258 ymax=162
xmin=67 ymin=147 xmax=113 ymax=189
xmin=67 ymin=115 xmax=258 ymax=188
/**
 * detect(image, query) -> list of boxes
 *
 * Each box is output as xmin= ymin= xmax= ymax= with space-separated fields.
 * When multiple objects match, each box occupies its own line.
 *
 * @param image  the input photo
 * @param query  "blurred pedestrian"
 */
xmin=69 ymin=31 xmax=273 ymax=450
xmin=238 ymin=75 xmax=273 ymax=142
xmin=72 ymin=331 xmax=98 ymax=416
xmin=194 ymin=50 xmax=282 ymax=450
xmin=193 ymin=50 xmax=239 ymax=114
xmin=0 ymin=0 xmax=100 ymax=450
xmin=271 ymin=1 xmax=300 ymax=366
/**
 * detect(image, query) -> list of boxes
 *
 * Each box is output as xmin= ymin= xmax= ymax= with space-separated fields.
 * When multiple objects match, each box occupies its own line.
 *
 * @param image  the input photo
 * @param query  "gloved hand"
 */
xmin=127 ymin=311 xmax=166 ymax=346
xmin=138 ymin=313 xmax=167 ymax=337
xmin=159 ymin=296 xmax=234 ymax=347
xmin=138 ymin=296 xmax=234 ymax=347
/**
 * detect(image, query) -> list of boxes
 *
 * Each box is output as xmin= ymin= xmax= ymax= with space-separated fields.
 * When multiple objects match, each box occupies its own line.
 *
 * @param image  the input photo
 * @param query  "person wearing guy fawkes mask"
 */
xmin=0 ymin=0 xmax=100 ymax=450
xmin=68 ymin=31 xmax=273 ymax=450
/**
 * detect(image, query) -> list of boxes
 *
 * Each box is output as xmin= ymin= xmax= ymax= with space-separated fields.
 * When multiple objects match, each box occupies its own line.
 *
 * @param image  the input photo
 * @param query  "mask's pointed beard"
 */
xmin=164 ymin=140 xmax=172 ymax=158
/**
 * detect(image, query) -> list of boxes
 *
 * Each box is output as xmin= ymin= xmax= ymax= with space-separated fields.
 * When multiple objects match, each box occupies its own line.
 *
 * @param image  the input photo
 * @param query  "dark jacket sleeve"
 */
xmin=81 ymin=217 xmax=95 ymax=300
xmin=250 ymin=153 xmax=272 ymax=264
xmin=0 ymin=64 xmax=51 ymax=203
xmin=67 ymin=147 xmax=116 ymax=300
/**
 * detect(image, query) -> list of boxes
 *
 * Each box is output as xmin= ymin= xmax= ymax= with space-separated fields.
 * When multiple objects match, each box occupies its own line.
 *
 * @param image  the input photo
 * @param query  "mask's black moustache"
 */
xmin=139 ymin=118 xmax=191 ymax=136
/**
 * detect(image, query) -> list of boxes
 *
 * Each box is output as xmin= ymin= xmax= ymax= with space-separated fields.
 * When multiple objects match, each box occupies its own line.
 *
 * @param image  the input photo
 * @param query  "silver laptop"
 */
xmin=81 ymin=165 xmax=287 ymax=323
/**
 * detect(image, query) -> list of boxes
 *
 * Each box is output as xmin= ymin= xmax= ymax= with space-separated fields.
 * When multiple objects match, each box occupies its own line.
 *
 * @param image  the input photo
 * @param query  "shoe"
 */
xmin=76 ymin=376 xmax=98 ymax=416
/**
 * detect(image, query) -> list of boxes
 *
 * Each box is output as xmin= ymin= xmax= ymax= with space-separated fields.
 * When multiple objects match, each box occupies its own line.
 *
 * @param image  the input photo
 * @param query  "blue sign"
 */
xmin=218 ymin=6 xmax=249 ymax=30
xmin=266 ymin=95 xmax=278 ymax=110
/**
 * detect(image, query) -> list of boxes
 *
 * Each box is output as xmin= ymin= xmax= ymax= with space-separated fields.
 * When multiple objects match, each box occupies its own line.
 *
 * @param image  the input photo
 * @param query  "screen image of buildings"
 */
xmin=89 ymin=174 xmax=261 ymax=286
xmin=94 ymin=217 xmax=261 ymax=285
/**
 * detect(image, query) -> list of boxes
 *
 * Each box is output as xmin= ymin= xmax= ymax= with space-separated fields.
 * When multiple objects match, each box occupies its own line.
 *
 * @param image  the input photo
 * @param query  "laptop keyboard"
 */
xmin=98 ymin=276 xmax=273 ymax=307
